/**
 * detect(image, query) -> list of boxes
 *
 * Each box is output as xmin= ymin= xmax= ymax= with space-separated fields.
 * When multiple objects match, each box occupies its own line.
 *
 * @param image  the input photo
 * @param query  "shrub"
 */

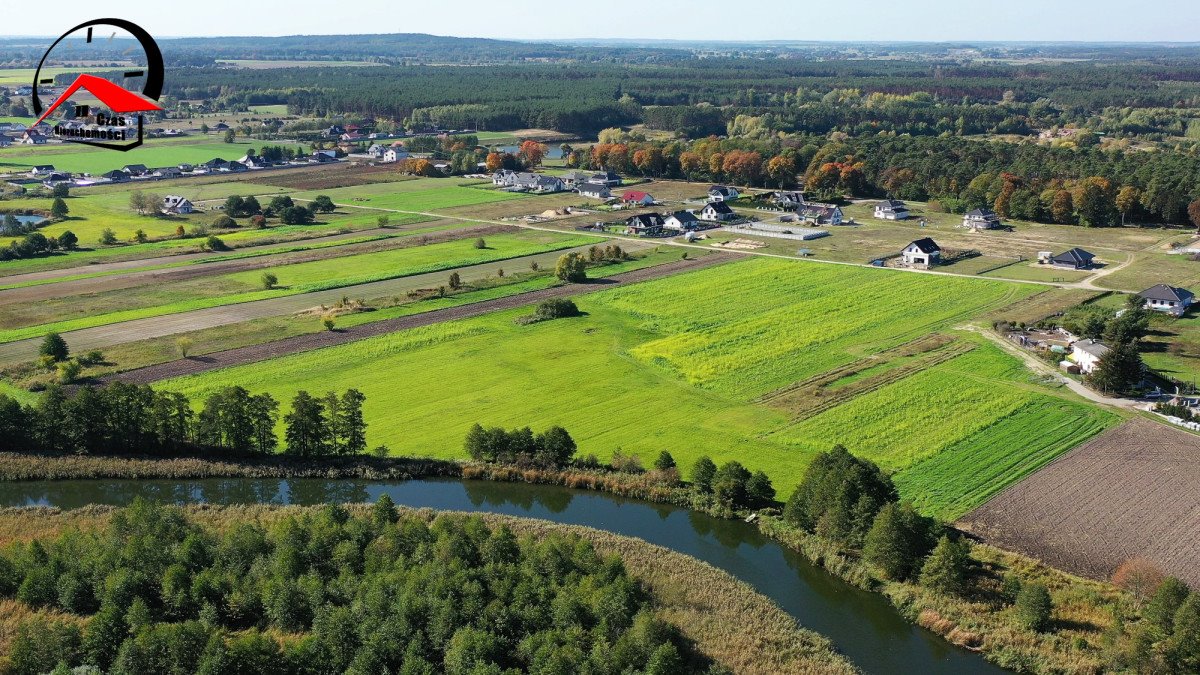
xmin=261 ymin=272 xmax=279 ymax=290
xmin=40 ymin=332 xmax=69 ymax=362
xmin=690 ymin=456 xmax=717 ymax=493
xmin=518 ymin=298 xmax=582 ymax=325
xmin=784 ymin=445 xmax=897 ymax=546
xmin=555 ymin=252 xmax=588 ymax=282
xmin=653 ymin=451 xmax=676 ymax=471
xmin=919 ymin=535 xmax=973 ymax=596
xmin=205 ymin=236 xmax=228 ymax=252
xmin=77 ymin=350 xmax=105 ymax=366
xmin=862 ymin=502 xmax=936 ymax=581
xmin=1015 ymin=582 xmax=1053 ymax=632
xmin=1146 ymin=578 xmax=1192 ymax=634
xmin=212 ymin=214 xmax=237 ymax=229
xmin=474 ymin=237 xmax=487 ymax=249
xmin=1112 ymin=557 xmax=1166 ymax=606
xmin=176 ymin=337 xmax=194 ymax=359
xmin=56 ymin=230 xmax=77 ymax=249
xmin=98 ymin=228 xmax=118 ymax=245
xmin=57 ymin=360 xmax=82 ymax=384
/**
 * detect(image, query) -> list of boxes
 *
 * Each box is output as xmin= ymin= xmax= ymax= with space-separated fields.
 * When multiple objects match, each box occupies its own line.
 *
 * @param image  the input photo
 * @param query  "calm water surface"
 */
xmin=0 ymin=477 xmax=1007 ymax=674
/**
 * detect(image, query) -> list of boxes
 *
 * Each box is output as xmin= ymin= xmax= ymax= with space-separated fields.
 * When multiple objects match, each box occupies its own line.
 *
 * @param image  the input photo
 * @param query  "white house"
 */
xmin=620 ymin=190 xmax=655 ymax=206
xmin=1139 ymin=284 xmax=1195 ymax=316
xmin=962 ymin=208 xmax=1001 ymax=230
xmin=797 ymin=203 xmax=843 ymax=225
xmin=1070 ymin=339 xmax=1109 ymax=374
xmin=29 ymin=165 xmax=56 ymax=177
xmin=382 ymin=147 xmax=408 ymax=163
xmin=578 ymin=182 xmax=611 ymax=199
xmin=161 ymin=195 xmax=194 ymax=215
xmin=901 ymin=238 xmax=941 ymax=269
xmin=708 ymin=185 xmax=739 ymax=202
xmin=366 ymin=144 xmax=385 ymax=158
xmin=663 ymin=210 xmax=700 ymax=231
xmin=874 ymin=199 xmax=910 ymax=220
xmin=700 ymin=201 xmax=735 ymax=222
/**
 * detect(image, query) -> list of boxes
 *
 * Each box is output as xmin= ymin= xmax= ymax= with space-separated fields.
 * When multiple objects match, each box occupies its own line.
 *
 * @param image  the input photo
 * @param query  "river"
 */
xmin=0 ymin=477 xmax=1006 ymax=674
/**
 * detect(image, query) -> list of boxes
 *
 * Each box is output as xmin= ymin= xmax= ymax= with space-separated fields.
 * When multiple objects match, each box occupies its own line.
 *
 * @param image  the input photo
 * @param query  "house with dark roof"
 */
xmin=798 ymin=203 xmax=843 ymax=225
xmin=153 ymin=167 xmax=183 ymax=179
xmin=1049 ymin=248 xmax=1095 ymax=270
xmin=767 ymin=190 xmax=805 ymax=210
xmin=212 ymin=123 xmax=230 ymax=131
xmin=1139 ymin=284 xmax=1194 ymax=316
xmin=901 ymin=238 xmax=941 ymax=268
xmin=874 ymin=199 xmax=910 ymax=220
xmin=624 ymin=213 xmax=665 ymax=236
xmin=101 ymin=169 xmax=130 ymax=182
xmin=161 ymin=195 xmax=194 ymax=215
xmin=29 ymin=165 xmax=56 ymax=176
xmin=1070 ymin=339 xmax=1109 ymax=375
xmin=578 ymin=182 xmax=612 ymax=200
xmin=700 ymin=201 xmax=735 ymax=222
xmin=663 ymin=210 xmax=700 ymax=231
xmin=562 ymin=170 xmax=590 ymax=187
xmin=121 ymin=164 xmax=149 ymax=176
xmin=708 ymin=185 xmax=739 ymax=202
xmin=589 ymin=171 xmax=623 ymax=187
xmin=203 ymin=158 xmax=230 ymax=170
xmin=962 ymin=207 xmax=1002 ymax=230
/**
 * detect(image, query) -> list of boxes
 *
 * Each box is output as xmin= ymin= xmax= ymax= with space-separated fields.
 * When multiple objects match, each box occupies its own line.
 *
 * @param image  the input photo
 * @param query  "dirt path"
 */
xmin=960 ymin=324 xmax=1142 ymax=410
xmin=0 ymin=223 xmax=504 ymax=304
xmin=103 ymin=253 xmax=734 ymax=384
xmin=0 ymin=241 xmax=655 ymax=365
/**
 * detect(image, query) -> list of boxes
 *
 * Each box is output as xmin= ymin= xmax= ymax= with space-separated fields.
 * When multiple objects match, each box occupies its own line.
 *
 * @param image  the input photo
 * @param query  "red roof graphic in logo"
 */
xmin=33 ymin=73 xmax=162 ymax=126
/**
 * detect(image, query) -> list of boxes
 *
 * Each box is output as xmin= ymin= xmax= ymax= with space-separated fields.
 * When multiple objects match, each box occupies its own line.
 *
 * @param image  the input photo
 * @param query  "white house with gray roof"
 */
xmin=1139 ymin=284 xmax=1194 ymax=316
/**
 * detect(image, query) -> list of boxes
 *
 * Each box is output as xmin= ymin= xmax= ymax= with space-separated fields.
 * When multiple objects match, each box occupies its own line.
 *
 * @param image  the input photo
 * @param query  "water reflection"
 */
xmin=0 ymin=477 xmax=1004 ymax=674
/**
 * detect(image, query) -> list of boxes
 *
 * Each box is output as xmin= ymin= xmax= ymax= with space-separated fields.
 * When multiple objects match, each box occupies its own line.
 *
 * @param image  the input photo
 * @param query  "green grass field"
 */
xmin=0 ymin=231 xmax=599 ymax=343
xmin=160 ymin=258 xmax=1111 ymax=508
xmin=285 ymin=179 xmax=525 ymax=213
xmin=0 ymin=139 xmax=265 ymax=175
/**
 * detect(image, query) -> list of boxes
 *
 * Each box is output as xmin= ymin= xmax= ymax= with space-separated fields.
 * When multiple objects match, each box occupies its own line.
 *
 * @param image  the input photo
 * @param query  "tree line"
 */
xmin=0 ymin=382 xmax=369 ymax=458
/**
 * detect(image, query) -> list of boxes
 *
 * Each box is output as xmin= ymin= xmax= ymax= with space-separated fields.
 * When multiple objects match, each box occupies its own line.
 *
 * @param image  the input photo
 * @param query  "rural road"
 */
xmin=0 ymin=241 xmax=654 ymax=365
xmin=104 ymin=252 xmax=734 ymax=384
xmin=963 ymin=324 xmax=1143 ymax=410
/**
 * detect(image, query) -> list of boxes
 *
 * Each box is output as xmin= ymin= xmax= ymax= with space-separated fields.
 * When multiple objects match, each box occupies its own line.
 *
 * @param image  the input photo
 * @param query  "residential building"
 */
xmin=797 ymin=203 xmax=844 ymax=225
xmin=101 ymin=169 xmax=130 ymax=182
xmin=621 ymin=190 xmax=654 ymax=206
xmin=589 ymin=171 xmax=623 ymax=187
xmin=708 ymin=185 xmax=739 ymax=202
xmin=624 ymin=213 xmax=665 ymax=236
xmin=663 ymin=210 xmax=700 ymax=231
xmin=161 ymin=195 xmax=194 ymax=214
xmin=1139 ymin=284 xmax=1195 ymax=316
xmin=1070 ymin=339 xmax=1110 ymax=374
xmin=578 ymin=182 xmax=612 ymax=199
xmin=962 ymin=207 xmax=1001 ymax=230
xmin=1049 ymin=248 xmax=1096 ymax=270
xmin=901 ymin=238 xmax=941 ymax=268
xmin=121 ymin=164 xmax=149 ymax=176
xmin=874 ymin=199 xmax=910 ymax=220
xmin=700 ymin=201 xmax=736 ymax=222
xmin=562 ymin=170 xmax=590 ymax=187
xmin=770 ymin=191 xmax=805 ymax=210
xmin=29 ymin=165 xmax=56 ymax=177
xmin=382 ymin=147 xmax=408 ymax=163
xmin=492 ymin=170 xmax=564 ymax=193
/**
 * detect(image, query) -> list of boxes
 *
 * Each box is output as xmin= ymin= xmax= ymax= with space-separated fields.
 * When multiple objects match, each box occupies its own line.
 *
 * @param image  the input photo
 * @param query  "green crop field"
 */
xmin=0 ymin=139 xmax=265 ymax=175
xmin=159 ymin=257 xmax=1110 ymax=505
xmin=285 ymin=179 xmax=525 ymax=213
xmin=0 ymin=231 xmax=598 ymax=343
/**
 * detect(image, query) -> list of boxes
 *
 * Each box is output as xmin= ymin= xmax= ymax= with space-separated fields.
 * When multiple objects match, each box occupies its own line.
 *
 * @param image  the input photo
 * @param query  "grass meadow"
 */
xmin=160 ymin=257 xmax=1112 ymax=508
xmin=0 ymin=139 xmax=266 ymax=175
xmin=0 ymin=231 xmax=598 ymax=343
xmin=285 ymin=179 xmax=526 ymax=213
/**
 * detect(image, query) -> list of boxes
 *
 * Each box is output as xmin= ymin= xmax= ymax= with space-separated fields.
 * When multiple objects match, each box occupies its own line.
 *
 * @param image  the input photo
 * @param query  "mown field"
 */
xmin=284 ymin=179 xmax=525 ymax=213
xmin=0 ymin=230 xmax=598 ymax=343
xmin=0 ymin=138 xmax=269 ymax=175
xmin=161 ymin=258 xmax=1112 ymax=509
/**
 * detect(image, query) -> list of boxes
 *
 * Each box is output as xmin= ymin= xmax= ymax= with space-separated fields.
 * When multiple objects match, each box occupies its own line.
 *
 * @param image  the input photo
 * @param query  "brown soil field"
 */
xmin=103 ymin=253 xmax=734 ymax=384
xmin=959 ymin=418 xmax=1200 ymax=586
xmin=242 ymin=163 xmax=414 ymax=191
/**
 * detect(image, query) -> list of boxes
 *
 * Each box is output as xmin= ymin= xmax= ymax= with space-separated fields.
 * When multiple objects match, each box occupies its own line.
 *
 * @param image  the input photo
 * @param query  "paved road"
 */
xmin=105 ymin=253 xmax=733 ymax=384
xmin=0 ymin=241 xmax=653 ymax=365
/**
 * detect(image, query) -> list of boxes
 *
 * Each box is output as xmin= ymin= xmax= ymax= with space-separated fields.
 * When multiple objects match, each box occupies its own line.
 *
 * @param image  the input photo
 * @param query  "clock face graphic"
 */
xmin=31 ymin=19 xmax=165 ymax=151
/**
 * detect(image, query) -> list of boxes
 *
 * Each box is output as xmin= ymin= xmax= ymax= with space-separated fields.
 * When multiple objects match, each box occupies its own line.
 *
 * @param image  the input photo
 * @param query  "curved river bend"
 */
xmin=0 ymin=477 xmax=1006 ymax=674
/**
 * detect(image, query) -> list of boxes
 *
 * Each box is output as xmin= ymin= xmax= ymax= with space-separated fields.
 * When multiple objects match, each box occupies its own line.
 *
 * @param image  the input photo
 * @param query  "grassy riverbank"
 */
xmin=0 ymin=503 xmax=856 ymax=675
xmin=0 ymin=452 xmax=1150 ymax=673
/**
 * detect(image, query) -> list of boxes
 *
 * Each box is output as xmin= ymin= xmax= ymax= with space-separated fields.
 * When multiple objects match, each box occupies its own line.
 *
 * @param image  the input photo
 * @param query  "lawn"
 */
xmin=0 ymin=231 xmax=599 ymax=343
xmin=159 ymin=257 xmax=1108 ymax=505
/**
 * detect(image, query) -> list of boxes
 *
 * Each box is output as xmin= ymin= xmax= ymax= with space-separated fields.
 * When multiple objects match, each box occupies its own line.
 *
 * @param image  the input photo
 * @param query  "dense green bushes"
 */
xmin=0 ymin=499 xmax=691 ymax=675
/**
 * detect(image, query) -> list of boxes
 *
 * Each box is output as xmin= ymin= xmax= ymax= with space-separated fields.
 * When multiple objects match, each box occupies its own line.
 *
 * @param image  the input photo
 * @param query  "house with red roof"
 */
xmin=621 ymin=190 xmax=655 ymax=206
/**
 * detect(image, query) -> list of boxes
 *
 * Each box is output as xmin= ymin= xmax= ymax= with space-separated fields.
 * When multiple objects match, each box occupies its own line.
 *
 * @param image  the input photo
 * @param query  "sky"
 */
xmin=4 ymin=0 xmax=1200 ymax=43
